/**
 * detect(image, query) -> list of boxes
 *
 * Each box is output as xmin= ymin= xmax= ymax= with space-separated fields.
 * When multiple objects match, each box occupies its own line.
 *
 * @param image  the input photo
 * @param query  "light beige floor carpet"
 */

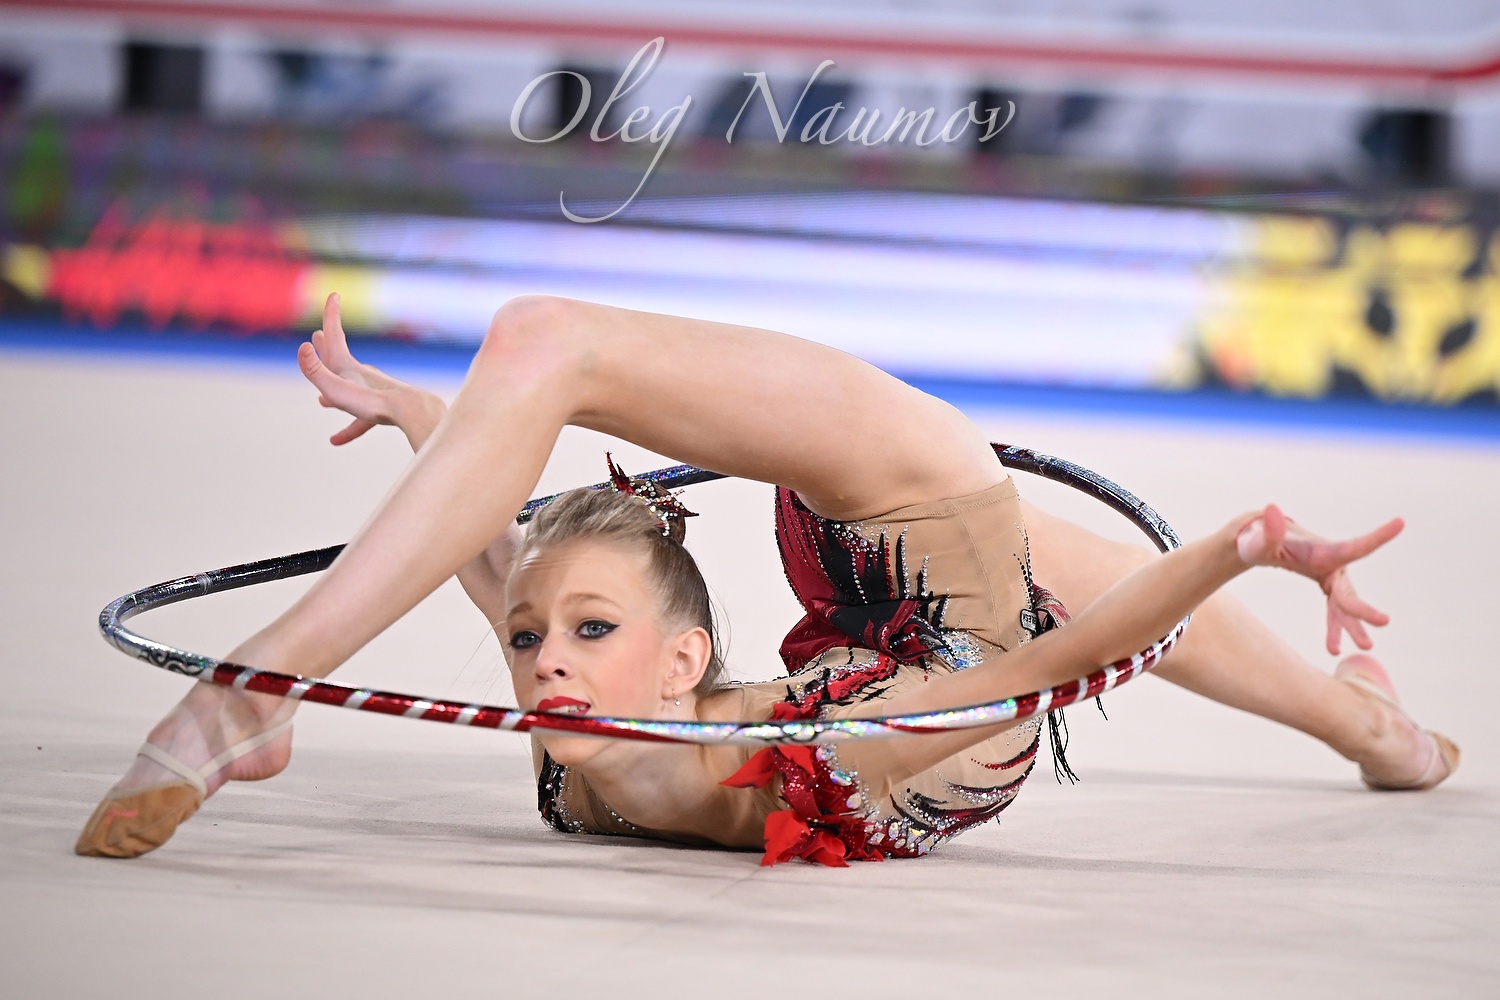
xmin=1 ymin=350 xmax=1493 ymax=998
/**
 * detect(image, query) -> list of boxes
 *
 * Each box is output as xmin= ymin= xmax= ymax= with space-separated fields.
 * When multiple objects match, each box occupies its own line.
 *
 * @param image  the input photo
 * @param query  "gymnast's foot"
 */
xmin=75 ymin=685 xmax=295 ymax=858
xmin=1335 ymin=654 xmax=1459 ymax=791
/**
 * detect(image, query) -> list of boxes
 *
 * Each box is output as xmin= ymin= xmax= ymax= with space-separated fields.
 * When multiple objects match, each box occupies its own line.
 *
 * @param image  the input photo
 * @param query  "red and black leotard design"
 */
xmin=718 ymin=484 xmax=1065 ymax=866
xmin=774 ymin=487 xmax=955 ymax=672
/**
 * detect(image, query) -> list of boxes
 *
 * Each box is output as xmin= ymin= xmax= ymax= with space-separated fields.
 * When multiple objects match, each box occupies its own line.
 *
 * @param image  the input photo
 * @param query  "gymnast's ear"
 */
xmin=664 ymin=625 xmax=713 ymax=695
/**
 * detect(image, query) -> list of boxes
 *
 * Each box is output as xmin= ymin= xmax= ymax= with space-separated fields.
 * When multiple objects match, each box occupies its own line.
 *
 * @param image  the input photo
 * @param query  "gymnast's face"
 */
xmin=503 ymin=538 xmax=706 ymax=767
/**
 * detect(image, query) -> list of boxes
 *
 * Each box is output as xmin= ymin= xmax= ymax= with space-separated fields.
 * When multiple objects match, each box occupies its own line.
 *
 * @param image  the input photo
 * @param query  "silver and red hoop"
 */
xmin=98 ymin=444 xmax=1188 ymax=746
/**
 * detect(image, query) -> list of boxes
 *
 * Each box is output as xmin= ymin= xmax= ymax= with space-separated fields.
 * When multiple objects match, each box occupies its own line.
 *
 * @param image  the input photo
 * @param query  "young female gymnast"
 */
xmin=76 ymin=294 xmax=1458 ymax=865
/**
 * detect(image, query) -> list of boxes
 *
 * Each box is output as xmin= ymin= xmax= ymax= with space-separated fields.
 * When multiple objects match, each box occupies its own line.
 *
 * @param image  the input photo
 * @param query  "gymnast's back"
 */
xmin=534 ymin=476 xmax=1059 ymax=866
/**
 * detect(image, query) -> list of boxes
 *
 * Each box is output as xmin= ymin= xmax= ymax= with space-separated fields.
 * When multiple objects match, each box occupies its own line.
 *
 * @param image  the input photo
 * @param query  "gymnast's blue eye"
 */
xmin=579 ymin=620 xmax=617 ymax=640
xmin=509 ymin=630 xmax=541 ymax=650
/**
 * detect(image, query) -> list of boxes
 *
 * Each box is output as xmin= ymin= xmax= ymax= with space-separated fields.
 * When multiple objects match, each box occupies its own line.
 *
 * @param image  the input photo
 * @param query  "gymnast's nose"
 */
xmin=533 ymin=636 xmax=573 ymax=681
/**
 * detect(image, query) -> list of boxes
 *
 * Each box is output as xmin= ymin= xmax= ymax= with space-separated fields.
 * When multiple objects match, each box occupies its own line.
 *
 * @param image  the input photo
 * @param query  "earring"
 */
xmin=673 ymin=697 xmax=681 ymax=707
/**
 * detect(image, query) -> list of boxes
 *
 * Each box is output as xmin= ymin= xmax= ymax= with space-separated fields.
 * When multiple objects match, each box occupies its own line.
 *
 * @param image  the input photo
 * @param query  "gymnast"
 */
xmin=77 ymin=294 xmax=1458 ymax=864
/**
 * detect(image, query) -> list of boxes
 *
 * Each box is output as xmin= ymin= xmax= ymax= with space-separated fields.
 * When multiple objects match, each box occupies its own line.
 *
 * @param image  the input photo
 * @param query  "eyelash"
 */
xmin=579 ymin=619 xmax=617 ymax=639
xmin=508 ymin=620 xmax=618 ymax=649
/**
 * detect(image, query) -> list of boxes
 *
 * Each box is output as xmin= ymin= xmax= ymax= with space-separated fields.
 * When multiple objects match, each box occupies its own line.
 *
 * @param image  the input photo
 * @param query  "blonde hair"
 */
xmin=518 ymin=486 xmax=725 ymax=695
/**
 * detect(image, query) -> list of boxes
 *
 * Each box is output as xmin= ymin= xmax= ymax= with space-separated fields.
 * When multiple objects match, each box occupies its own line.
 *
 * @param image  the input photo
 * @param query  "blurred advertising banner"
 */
xmin=4 ymin=187 xmax=1498 ymax=407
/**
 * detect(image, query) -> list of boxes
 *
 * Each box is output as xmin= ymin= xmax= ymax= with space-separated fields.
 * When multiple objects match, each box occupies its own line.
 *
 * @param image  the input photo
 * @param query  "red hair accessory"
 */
xmin=605 ymin=453 xmax=698 ymax=542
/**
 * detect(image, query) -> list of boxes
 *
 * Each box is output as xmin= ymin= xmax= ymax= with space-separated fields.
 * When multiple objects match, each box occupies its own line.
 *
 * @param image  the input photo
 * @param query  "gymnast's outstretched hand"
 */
xmin=299 ymin=292 xmax=519 ymax=611
xmin=1233 ymin=505 xmax=1405 ymax=655
xmin=297 ymin=292 xmax=447 ymax=449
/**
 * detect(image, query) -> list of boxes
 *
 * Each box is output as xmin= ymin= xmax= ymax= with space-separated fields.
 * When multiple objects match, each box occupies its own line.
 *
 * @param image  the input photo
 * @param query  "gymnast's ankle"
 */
xmin=1330 ymin=656 xmax=1427 ymax=781
xmin=119 ymin=685 xmax=295 ymax=797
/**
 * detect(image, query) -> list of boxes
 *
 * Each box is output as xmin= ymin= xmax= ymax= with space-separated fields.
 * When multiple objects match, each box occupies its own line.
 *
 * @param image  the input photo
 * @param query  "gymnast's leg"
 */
xmin=79 ymin=295 xmax=1004 ymax=854
xmin=1020 ymin=500 xmax=1448 ymax=788
xmin=220 ymin=294 xmax=998 ymax=681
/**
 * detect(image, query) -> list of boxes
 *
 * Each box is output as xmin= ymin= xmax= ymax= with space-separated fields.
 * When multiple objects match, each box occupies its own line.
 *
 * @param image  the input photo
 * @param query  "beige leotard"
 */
xmin=537 ymin=478 xmax=1057 ymax=863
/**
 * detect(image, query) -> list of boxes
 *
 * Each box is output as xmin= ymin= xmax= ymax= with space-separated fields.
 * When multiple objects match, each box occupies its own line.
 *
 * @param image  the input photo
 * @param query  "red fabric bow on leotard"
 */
xmin=720 ymin=744 xmax=886 ymax=868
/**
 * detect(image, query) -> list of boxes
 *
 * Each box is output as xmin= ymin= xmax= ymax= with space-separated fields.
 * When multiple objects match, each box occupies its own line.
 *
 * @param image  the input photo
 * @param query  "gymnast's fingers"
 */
xmin=330 ymin=416 xmax=375 ymax=446
xmin=1338 ymin=587 xmax=1390 ymax=629
xmin=298 ymin=339 xmax=325 ymax=387
xmin=1343 ymin=609 xmax=1375 ymax=652
xmin=298 ymin=339 xmax=340 ymax=394
xmin=1329 ymin=517 xmax=1405 ymax=568
xmin=321 ymin=293 xmax=353 ymax=363
xmin=1325 ymin=608 xmax=1344 ymax=656
xmin=317 ymin=293 xmax=367 ymax=377
xmin=1234 ymin=504 xmax=1287 ymax=565
xmin=1324 ymin=572 xmax=1384 ymax=653
xmin=1328 ymin=610 xmax=1356 ymax=655
xmin=300 ymin=342 xmax=385 ymax=419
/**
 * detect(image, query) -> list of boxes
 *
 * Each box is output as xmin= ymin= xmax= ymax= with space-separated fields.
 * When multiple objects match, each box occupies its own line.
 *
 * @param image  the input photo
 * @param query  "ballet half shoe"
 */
xmin=1335 ymin=665 xmax=1459 ymax=792
xmin=75 ymin=719 xmax=292 ymax=858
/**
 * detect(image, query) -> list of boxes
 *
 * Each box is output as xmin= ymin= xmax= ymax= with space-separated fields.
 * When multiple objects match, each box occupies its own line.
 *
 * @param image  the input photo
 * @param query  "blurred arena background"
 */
xmin=1 ymin=3 xmax=1497 ymax=998
xmin=5 ymin=0 xmax=1500 ymax=411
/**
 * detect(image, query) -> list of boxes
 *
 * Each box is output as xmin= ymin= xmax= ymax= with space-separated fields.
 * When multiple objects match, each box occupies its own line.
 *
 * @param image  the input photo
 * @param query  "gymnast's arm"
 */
xmin=295 ymin=294 xmax=519 ymax=629
xmin=837 ymin=506 xmax=1404 ymax=788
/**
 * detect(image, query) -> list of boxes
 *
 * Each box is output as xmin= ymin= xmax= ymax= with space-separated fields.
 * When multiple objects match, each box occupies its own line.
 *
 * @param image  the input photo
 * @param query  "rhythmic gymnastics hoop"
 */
xmin=98 ymin=444 xmax=1188 ymax=747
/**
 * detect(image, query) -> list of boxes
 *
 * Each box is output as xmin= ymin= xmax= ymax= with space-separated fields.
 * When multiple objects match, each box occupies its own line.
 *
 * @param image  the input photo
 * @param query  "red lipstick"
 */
xmin=536 ymin=696 xmax=592 ymax=714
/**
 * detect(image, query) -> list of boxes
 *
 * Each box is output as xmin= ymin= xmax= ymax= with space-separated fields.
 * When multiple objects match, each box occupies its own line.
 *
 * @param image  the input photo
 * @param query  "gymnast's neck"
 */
xmin=570 ymin=686 xmax=767 ymax=849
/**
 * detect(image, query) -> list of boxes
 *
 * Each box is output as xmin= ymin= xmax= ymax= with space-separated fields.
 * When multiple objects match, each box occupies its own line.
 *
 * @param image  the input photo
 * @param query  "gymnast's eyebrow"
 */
xmin=506 ymin=593 xmax=626 ymax=616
